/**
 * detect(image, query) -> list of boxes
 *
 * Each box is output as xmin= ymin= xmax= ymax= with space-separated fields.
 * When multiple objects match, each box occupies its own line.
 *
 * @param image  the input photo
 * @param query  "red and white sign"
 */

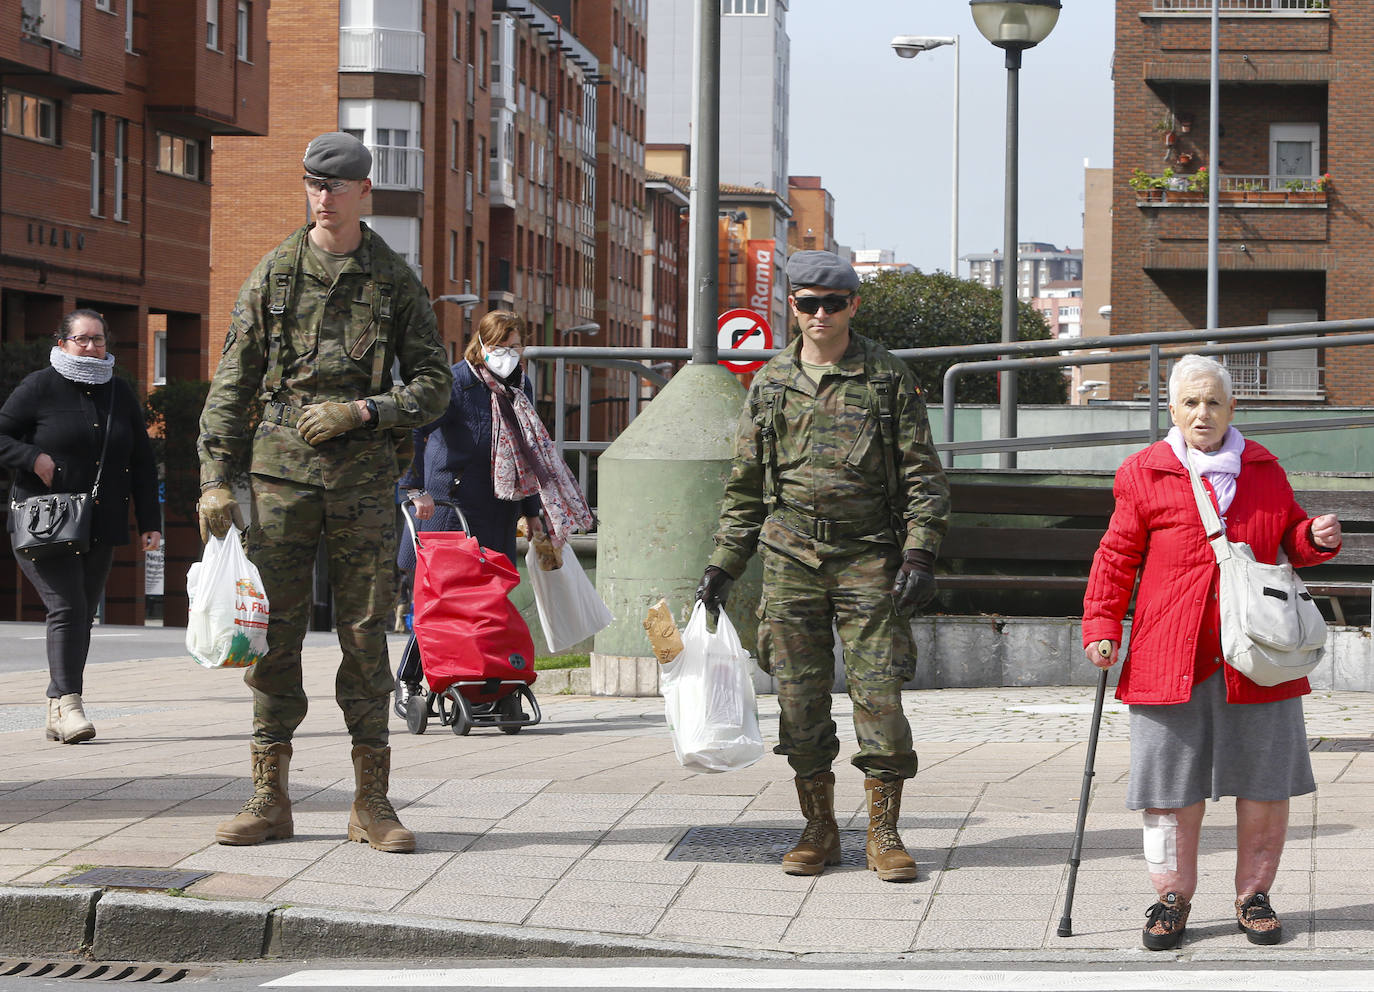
xmin=717 ymin=308 xmax=772 ymax=374
xmin=746 ymin=240 xmax=775 ymax=313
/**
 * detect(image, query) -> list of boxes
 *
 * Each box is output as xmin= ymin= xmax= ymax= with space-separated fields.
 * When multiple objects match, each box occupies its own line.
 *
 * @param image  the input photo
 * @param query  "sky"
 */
xmin=786 ymin=1 xmax=1116 ymax=275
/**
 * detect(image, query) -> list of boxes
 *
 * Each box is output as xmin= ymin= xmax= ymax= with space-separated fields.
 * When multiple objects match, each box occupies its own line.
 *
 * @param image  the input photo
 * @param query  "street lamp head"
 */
xmin=564 ymin=322 xmax=600 ymax=336
xmin=437 ymin=293 xmax=481 ymax=306
xmin=891 ymin=35 xmax=957 ymax=59
xmin=969 ymin=0 xmax=1061 ymax=52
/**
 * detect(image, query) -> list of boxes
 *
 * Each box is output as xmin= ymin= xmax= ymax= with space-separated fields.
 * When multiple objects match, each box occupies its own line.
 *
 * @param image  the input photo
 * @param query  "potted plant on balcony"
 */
xmin=1129 ymin=167 xmax=1174 ymax=203
xmin=1154 ymin=113 xmax=1178 ymax=146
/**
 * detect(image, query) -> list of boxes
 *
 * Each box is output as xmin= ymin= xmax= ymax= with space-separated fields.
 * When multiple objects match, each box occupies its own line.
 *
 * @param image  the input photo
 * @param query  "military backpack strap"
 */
xmin=261 ymin=228 xmax=308 ymax=399
xmin=868 ymin=360 xmax=905 ymax=538
xmin=754 ymin=384 xmax=783 ymax=510
xmin=369 ymin=276 xmax=395 ymax=393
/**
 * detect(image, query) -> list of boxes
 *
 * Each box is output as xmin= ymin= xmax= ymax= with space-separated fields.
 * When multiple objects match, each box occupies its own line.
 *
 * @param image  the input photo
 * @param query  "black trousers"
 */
xmin=17 ymin=544 xmax=116 ymax=698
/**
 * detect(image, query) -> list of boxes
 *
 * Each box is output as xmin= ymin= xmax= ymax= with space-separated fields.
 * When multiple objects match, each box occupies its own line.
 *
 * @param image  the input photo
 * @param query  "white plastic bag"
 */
xmin=659 ymin=602 xmax=764 ymax=773
xmin=525 ymin=542 xmax=614 ymax=653
xmin=186 ymin=525 xmax=269 ymax=669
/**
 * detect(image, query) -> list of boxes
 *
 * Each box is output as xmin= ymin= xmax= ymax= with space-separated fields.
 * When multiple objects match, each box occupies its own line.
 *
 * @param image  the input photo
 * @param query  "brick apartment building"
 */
xmin=1111 ymin=0 xmax=1371 ymax=404
xmin=0 ymin=0 xmax=268 ymax=623
xmin=212 ymin=0 xmax=652 ymax=446
xmin=786 ymin=175 xmax=835 ymax=256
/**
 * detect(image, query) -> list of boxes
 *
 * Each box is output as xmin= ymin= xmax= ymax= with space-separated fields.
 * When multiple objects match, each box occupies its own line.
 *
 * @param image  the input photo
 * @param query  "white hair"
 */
xmin=1168 ymin=354 xmax=1233 ymax=405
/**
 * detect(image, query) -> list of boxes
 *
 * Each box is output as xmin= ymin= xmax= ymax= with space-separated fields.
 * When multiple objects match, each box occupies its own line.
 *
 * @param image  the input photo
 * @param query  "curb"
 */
xmin=0 ymin=886 xmax=790 ymax=963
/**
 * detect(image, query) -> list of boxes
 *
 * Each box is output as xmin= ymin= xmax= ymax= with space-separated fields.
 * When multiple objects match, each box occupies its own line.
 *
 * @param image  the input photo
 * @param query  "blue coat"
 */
xmin=398 ymin=360 xmax=540 ymax=569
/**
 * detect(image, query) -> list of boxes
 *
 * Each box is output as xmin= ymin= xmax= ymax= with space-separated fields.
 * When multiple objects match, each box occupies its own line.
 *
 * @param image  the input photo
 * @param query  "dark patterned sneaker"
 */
xmin=1236 ymin=891 xmax=1282 ymax=945
xmin=1142 ymin=891 xmax=1191 ymax=950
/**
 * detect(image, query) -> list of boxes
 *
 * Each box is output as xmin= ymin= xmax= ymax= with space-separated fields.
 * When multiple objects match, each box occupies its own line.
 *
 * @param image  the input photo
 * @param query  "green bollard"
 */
xmin=591 ymin=363 xmax=763 ymax=696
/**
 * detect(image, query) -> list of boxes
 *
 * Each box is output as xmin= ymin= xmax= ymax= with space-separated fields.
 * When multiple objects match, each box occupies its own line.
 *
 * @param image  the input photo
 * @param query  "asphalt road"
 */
xmin=5 ymin=960 xmax=1374 ymax=992
xmin=0 ymin=622 xmax=410 ymax=676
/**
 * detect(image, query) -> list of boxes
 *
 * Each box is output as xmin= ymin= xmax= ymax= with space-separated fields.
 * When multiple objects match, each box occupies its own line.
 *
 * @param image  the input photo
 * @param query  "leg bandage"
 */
xmin=1142 ymin=812 xmax=1178 ymax=875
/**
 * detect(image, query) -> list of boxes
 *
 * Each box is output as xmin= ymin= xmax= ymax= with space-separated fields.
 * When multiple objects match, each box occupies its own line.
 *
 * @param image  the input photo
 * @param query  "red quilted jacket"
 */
xmin=1082 ymin=439 xmax=1339 ymax=705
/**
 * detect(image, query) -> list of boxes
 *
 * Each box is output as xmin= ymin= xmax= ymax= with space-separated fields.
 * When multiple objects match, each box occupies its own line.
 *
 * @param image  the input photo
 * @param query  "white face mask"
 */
xmin=482 ymin=344 xmax=520 ymax=379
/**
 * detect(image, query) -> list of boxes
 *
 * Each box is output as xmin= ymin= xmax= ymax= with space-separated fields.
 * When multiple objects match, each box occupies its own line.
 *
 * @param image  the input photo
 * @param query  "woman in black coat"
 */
xmin=0 ymin=310 xmax=161 ymax=743
xmin=398 ymin=310 xmax=543 ymax=568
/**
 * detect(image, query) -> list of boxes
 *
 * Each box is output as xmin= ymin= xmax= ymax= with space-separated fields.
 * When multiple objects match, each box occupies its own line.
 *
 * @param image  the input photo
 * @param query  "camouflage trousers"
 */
xmin=758 ymin=546 xmax=917 ymax=781
xmin=244 ymin=475 xmax=397 ymax=748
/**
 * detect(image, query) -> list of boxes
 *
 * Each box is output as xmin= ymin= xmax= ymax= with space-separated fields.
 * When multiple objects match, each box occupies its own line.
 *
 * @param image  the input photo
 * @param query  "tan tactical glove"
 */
xmin=197 ymin=484 xmax=244 ymax=543
xmin=298 ymin=400 xmax=364 ymax=446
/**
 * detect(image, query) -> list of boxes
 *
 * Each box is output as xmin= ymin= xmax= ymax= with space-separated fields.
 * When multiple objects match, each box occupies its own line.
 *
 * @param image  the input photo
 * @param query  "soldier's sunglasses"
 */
xmin=793 ymin=294 xmax=853 ymax=315
xmin=303 ymin=176 xmax=355 ymax=195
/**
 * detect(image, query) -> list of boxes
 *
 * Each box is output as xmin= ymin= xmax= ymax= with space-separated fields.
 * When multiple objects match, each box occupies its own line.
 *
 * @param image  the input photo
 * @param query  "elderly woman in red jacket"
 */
xmin=1082 ymin=354 xmax=1341 ymax=952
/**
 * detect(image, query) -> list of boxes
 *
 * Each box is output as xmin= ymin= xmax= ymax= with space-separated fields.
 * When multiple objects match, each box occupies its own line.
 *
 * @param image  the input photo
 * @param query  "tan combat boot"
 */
xmin=48 ymin=694 xmax=96 ymax=744
xmin=782 ymin=772 xmax=842 ymax=876
xmin=215 ymin=742 xmax=294 ymax=845
xmin=864 ymin=776 xmax=918 ymax=882
xmin=348 ymin=744 xmax=416 ymax=853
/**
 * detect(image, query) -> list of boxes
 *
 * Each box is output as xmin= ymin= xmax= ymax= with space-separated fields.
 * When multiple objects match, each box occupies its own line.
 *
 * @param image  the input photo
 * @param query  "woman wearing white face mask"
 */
xmin=398 ymin=310 xmax=592 ymax=574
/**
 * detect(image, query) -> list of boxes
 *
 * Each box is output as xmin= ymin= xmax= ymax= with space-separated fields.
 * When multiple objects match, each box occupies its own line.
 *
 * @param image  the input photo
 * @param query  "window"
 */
xmin=113 ymin=118 xmax=127 ymax=221
xmin=476 ymin=136 xmax=485 ymax=193
xmin=27 ymin=0 xmax=82 ymax=49
xmin=448 ymin=230 xmax=458 ymax=281
xmin=206 ymin=0 xmax=219 ymax=49
xmin=157 ymin=132 xmax=201 ymax=179
xmin=450 ymin=119 xmax=459 ymax=171
xmin=235 ymin=0 xmax=249 ymax=61
xmin=153 ymin=331 xmax=167 ymax=386
xmin=3 ymin=90 xmax=58 ymax=144
xmin=477 ymin=30 xmax=487 ymax=88
xmin=90 ymin=111 xmax=105 ymax=216
xmin=475 ymin=240 xmax=485 ymax=295
xmin=95 ymin=0 xmax=112 ymax=10
xmin=125 ymin=0 xmax=134 ymax=52
xmin=1270 ymin=122 xmax=1320 ymax=186
xmin=451 ymin=9 xmax=461 ymax=60
xmin=722 ymin=0 xmax=768 ymax=12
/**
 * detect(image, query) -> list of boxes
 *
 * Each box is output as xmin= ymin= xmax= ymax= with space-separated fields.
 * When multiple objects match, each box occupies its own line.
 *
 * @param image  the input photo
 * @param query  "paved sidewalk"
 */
xmin=2 ymin=635 xmax=1374 ymax=963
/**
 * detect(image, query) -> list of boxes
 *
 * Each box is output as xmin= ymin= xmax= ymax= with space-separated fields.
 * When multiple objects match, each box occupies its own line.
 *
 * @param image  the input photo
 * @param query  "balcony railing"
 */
xmin=339 ymin=27 xmax=424 ymax=74
xmin=369 ymin=145 xmax=423 ymax=190
xmin=1134 ymin=172 xmax=1328 ymax=205
xmin=1151 ymin=0 xmax=1328 ymax=11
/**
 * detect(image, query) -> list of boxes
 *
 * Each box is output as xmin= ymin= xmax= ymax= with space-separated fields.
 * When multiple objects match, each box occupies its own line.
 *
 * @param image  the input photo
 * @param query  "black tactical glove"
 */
xmin=891 ymin=548 xmax=937 ymax=615
xmin=695 ymin=565 xmax=734 ymax=616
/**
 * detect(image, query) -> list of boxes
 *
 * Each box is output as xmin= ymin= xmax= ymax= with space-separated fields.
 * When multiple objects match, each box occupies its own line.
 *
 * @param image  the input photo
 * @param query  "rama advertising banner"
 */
xmin=746 ymin=240 xmax=775 ymax=317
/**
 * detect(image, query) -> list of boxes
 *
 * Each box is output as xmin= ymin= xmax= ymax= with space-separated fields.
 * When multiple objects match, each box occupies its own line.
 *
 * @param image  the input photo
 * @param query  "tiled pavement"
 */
xmin=3 ymin=638 xmax=1374 ymax=960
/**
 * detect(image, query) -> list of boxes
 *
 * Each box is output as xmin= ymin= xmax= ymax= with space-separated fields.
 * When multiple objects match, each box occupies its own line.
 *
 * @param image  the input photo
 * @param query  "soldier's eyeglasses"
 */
xmin=65 ymin=335 xmax=107 ymax=347
xmin=793 ymin=294 xmax=853 ymax=315
xmin=303 ymin=176 xmax=355 ymax=195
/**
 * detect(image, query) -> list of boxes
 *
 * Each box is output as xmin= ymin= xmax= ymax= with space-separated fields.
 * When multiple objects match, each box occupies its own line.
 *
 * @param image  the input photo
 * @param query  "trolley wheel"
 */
xmin=498 ymin=694 xmax=525 ymax=734
xmin=393 ymin=675 xmax=410 ymax=720
xmin=451 ymin=703 xmax=472 ymax=737
xmin=405 ymin=694 xmax=429 ymax=735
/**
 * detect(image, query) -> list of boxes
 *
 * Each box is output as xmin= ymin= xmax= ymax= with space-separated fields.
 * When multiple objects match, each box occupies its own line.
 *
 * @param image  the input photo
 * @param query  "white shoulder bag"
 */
xmin=1185 ymin=458 xmax=1326 ymax=687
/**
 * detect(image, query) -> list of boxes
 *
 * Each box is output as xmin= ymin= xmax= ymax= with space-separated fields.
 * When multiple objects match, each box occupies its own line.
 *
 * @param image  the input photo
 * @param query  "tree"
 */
xmin=849 ymin=269 xmax=1068 ymax=404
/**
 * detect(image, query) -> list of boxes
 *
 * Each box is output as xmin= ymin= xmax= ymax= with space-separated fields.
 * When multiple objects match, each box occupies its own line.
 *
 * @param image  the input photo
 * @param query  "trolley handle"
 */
xmin=402 ymin=495 xmax=472 ymax=551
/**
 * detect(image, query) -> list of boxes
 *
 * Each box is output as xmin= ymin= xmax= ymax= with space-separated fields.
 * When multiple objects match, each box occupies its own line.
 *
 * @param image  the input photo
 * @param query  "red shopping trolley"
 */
xmin=393 ymin=498 xmax=541 ymax=735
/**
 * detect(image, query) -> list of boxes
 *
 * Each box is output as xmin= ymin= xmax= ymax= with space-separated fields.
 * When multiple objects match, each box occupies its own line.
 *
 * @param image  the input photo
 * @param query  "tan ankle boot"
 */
xmin=864 ymin=776 xmax=917 ymax=882
xmin=215 ymin=742 xmax=293 ymax=845
xmin=49 ymin=694 xmax=95 ymax=744
xmin=782 ymin=772 xmax=842 ymax=876
xmin=348 ymin=744 xmax=415 ymax=853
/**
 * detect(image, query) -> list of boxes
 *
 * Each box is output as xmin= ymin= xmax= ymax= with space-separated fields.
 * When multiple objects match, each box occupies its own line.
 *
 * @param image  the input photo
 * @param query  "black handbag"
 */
xmin=9 ymin=388 xmax=115 ymax=563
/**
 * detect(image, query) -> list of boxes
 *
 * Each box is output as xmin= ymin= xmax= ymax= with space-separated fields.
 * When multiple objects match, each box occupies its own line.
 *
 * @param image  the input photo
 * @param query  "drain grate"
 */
xmin=57 ymin=868 xmax=211 ymax=890
xmin=0 ymin=960 xmax=207 ymax=982
xmin=666 ymin=825 xmax=870 ymax=866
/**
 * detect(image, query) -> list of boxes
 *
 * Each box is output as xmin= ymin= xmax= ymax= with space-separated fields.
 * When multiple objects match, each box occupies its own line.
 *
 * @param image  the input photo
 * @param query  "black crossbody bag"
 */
xmin=9 ymin=387 xmax=116 ymax=562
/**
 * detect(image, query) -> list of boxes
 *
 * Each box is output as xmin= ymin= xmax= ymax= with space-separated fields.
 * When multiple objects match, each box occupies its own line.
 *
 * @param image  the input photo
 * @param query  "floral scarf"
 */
xmin=476 ymin=362 xmax=593 ymax=544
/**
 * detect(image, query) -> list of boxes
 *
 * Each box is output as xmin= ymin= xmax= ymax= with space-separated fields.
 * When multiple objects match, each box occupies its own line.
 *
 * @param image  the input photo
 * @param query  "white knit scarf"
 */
xmin=50 ymin=346 xmax=115 ymax=385
xmin=1167 ymin=424 xmax=1243 ymax=514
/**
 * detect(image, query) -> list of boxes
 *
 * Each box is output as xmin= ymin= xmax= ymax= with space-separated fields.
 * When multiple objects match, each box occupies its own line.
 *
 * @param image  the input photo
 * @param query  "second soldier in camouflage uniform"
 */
xmin=698 ymin=250 xmax=949 ymax=881
xmin=197 ymin=133 xmax=452 ymax=854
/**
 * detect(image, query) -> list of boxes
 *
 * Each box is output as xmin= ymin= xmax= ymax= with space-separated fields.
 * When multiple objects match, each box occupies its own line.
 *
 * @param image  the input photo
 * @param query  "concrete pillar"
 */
xmin=590 ymin=363 xmax=763 ymax=696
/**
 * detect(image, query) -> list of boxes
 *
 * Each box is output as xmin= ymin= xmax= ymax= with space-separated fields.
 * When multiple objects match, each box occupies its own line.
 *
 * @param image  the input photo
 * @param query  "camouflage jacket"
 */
xmin=199 ymin=223 xmax=452 ymax=490
xmin=708 ymin=333 xmax=950 ymax=575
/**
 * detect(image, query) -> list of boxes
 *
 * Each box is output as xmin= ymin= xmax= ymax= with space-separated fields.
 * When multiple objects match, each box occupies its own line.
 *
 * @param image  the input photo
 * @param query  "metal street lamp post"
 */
xmin=891 ymin=35 xmax=960 ymax=276
xmin=970 ymin=0 xmax=1060 ymax=468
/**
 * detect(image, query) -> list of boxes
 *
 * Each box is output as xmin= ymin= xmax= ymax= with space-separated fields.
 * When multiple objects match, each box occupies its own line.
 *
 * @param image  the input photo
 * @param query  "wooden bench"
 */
xmin=936 ymin=469 xmax=1374 ymax=626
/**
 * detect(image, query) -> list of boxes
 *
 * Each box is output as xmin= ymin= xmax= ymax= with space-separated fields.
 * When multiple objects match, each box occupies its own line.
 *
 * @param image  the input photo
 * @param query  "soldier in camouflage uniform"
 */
xmin=197 ymin=133 xmax=452 ymax=854
xmin=697 ymin=250 xmax=949 ymax=881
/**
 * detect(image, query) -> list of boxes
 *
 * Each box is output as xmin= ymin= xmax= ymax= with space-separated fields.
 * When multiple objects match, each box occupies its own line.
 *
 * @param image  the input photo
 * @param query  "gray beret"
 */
xmin=786 ymin=250 xmax=860 ymax=291
xmin=303 ymin=132 xmax=372 ymax=181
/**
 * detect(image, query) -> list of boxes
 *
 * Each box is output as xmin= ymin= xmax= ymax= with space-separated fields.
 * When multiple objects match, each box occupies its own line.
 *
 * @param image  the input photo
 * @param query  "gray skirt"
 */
xmin=1126 ymin=668 xmax=1315 ymax=810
